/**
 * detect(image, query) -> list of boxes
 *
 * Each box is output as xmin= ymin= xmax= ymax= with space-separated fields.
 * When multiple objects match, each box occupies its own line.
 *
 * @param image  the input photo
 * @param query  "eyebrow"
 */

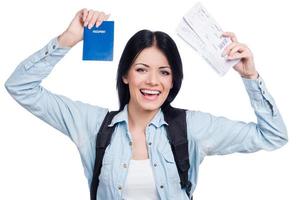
xmin=135 ymin=63 xmax=171 ymax=69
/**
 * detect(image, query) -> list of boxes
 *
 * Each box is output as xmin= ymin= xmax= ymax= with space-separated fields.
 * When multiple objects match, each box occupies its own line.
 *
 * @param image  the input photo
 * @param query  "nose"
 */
xmin=146 ymin=71 xmax=159 ymax=86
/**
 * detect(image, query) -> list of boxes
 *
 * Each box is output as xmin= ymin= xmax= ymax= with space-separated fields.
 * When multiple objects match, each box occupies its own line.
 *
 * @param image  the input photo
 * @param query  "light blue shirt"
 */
xmin=5 ymin=38 xmax=288 ymax=200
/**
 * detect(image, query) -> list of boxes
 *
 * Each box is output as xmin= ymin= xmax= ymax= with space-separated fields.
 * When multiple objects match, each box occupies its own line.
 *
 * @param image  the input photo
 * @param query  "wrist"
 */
xmin=241 ymin=71 xmax=259 ymax=80
xmin=58 ymin=31 xmax=79 ymax=48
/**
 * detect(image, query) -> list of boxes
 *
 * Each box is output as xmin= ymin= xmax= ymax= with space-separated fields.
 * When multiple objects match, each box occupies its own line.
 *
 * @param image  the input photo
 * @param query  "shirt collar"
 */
xmin=108 ymin=104 xmax=168 ymax=128
xmin=108 ymin=105 xmax=129 ymax=127
xmin=150 ymin=108 xmax=168 ymax=127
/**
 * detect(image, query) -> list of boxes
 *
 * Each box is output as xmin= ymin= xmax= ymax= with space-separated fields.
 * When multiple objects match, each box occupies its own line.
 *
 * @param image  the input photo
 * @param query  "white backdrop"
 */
xmin=1 ymin=0 xmax=299 ymax=199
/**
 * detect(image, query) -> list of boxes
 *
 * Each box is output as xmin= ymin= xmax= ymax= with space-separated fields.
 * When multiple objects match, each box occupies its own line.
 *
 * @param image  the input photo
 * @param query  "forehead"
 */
xmin=133 ymin=46 xmax=170 ymax=67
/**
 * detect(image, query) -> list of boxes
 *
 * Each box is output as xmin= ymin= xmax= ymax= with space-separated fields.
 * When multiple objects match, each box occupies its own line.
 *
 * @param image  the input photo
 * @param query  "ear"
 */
xmin=122 ymin=75 xmax=129 ymax=84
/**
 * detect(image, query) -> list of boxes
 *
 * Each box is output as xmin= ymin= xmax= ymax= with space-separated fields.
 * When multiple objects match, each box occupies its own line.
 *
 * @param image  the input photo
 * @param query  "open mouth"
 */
xmin=140 ymin=89 xmax=161 ymax=96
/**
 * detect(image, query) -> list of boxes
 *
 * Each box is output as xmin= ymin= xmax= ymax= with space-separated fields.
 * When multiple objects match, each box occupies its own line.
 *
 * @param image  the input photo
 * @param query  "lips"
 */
xmin=140 ymin=89 xmax=161 ymax=101
xmin=140 ymin=89 xmax=161 ymax=95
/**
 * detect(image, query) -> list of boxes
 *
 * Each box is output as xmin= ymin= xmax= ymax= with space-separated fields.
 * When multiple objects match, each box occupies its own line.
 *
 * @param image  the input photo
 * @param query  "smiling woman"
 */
xmin=121 ymin=34 xmax=174 ymax=114
xmin=4 ymin=8 xmax=288 ymax=200
xmin=117 ymin=30 xmax=183 ymax=112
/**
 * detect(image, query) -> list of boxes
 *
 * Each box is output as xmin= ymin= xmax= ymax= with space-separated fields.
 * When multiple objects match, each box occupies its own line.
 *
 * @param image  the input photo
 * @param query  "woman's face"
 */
xmin=123 ymin=46 xmax=173 ymax=112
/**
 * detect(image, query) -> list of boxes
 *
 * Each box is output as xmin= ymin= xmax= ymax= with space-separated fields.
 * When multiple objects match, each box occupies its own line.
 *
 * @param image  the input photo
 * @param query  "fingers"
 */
xmin=227 ymin=51 xmax=249 ymax=60
xmin=222 ymin=31 xmax=241 ymax=59
xmin=84 ymin=9 xmax=94 ymax=27
xmin=82 ymin=8 xmax=88 ymax=22
xmin=88 ymin=11 xmax=100 ymax=29
xmin=222 ymin=41 xmax=252 ymax=60
xmin=82 ymin=9 xmax=110 ymax=29
xmin=222 ymin=32 xmax=238 ymax=42
xmin=95 ymin=12 xmax=110 ymax=28
xmin=223 ymin=42 xmax=243 ymax=56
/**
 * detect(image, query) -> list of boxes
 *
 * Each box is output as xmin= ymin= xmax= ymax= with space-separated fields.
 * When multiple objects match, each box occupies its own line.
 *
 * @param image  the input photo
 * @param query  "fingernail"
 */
xmin=226 ymin=56 xmax=232 ymax=60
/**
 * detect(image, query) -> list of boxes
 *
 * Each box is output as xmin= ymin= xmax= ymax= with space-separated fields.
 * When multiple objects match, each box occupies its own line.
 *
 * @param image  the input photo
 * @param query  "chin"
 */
xmin=140 ymin=104 xmax=161 ymax=112
xmin=132 ymin=92 xmax=169 ymax=112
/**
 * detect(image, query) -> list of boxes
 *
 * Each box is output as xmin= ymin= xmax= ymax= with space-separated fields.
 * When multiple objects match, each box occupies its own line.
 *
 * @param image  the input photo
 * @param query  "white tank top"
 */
xmin=123 ymin=159 xmax=159 ymax=200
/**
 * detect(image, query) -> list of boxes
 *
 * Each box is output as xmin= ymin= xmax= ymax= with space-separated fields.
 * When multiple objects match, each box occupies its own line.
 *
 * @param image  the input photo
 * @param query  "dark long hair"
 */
xmin=116 ymin=30 xmax=183 ymax=110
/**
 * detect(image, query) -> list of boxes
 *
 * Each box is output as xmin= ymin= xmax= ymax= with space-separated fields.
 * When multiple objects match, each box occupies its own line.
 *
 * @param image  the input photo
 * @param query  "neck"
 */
xmin=127 ymin=102 xmax=159 ymax=131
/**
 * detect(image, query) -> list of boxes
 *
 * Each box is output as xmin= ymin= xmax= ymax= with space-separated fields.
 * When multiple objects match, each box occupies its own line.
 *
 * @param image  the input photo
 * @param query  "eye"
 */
xmin=136 ymin=68 xmax=147 ymax=73
xmin=160 ymin=70 xmax=171 ymax=76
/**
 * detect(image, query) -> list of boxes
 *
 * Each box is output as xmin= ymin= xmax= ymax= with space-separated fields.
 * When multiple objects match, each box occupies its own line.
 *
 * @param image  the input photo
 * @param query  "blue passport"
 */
xmin=82 ymin=21 xmax=114 ymax=61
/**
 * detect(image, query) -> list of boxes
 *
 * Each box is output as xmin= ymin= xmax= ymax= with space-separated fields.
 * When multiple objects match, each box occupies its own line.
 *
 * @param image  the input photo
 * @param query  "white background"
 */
xmin=1 ymin=0 xmax=299 ymax=199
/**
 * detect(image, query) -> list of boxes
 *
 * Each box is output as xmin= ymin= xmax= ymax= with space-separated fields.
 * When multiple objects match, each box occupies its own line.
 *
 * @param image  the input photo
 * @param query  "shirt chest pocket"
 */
xmin=99 ymin=146 xmax=114 ymax=185
xmin=158 ymin=143 xmax=183 ymax=198
xmin=158 ymin=143 xmax=181 ymax=182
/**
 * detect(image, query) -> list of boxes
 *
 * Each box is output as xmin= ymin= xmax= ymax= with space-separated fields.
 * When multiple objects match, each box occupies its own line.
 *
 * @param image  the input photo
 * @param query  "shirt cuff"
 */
xmin=242 ymin=75 xmax=277 ymax=116
xmin=24 ymin=37 xmax=71 ymax=71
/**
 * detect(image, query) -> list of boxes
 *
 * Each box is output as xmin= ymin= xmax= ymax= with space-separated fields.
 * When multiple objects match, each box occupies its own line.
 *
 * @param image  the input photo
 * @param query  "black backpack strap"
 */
xmin=90 ymin=111 xmax=119 ymax=200
xmin=162 ymin=105 xmax=193 ymax=199
xmin=90 ymin=107 xmax=193 ymax=199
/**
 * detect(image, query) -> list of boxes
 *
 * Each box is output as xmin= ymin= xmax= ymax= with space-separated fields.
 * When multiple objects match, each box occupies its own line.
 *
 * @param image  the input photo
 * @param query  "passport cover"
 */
xmin=82 ymin=21 xmax=114 ymax=61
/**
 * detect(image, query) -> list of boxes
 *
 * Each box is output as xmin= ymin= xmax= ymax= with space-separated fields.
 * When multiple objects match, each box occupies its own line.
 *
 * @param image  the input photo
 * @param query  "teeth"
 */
xmin=141 ymin=89 xmax=160 ymax=95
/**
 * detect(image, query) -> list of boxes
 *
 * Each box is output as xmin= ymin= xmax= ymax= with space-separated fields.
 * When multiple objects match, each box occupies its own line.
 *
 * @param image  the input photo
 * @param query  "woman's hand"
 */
xmin=58 ymin=8 xmax=109 ymax=48
xmin=222 ymin=32 xmax=258 ymax=79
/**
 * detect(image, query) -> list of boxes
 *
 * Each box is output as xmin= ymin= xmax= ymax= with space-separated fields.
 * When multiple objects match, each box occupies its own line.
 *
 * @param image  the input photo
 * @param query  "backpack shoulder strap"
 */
xmin=90 ymin=110 xmax=119 ymax=200
xmin=162 ymin=105 xmax=193 ymax=199
xmin=90 ymin=107 xmax=193 ymax=199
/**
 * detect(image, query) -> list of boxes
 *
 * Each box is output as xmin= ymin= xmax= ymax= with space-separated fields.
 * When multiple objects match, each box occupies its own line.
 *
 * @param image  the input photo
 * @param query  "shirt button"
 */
xmin=118 ymin=186 xmax=122 ymax=190
xmin=52 ymin=45 xmax=56 ymax=49
xmin=45 ymin=51 xmax=49 ymax=55
xmin=160 ymin=185 xmax=164 ymax=189
xmin=123 ymin=163 xmax=127 ymax=168
xmin=153 ymin=163 xmax=157 ymax=167
xmin=148 ymin=142 xmax=152 ymax=146
xmin=259 ymin=81 xmax=262 ymax=85
xmin=129 ymin=141 xmax=132 ymax=146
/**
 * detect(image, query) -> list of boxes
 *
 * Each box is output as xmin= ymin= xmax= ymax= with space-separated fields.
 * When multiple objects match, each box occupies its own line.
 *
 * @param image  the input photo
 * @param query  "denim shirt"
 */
xmin=5 ymin=38 xmax=288 ymax=200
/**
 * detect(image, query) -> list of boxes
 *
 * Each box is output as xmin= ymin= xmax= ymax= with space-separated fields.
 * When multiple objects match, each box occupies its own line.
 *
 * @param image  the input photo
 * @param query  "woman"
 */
xmin=5 ymin=8 xmax=288 ymax=200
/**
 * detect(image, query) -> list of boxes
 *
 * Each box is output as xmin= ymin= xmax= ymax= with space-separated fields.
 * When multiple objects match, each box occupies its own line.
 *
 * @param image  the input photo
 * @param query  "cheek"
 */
xmin=163 ymin=77 xmax=173 ymax=90
xmin=127 ymin=74 xmax=144 ymax=91
xmin=129 ymin=76 xmax=143 ymax=88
